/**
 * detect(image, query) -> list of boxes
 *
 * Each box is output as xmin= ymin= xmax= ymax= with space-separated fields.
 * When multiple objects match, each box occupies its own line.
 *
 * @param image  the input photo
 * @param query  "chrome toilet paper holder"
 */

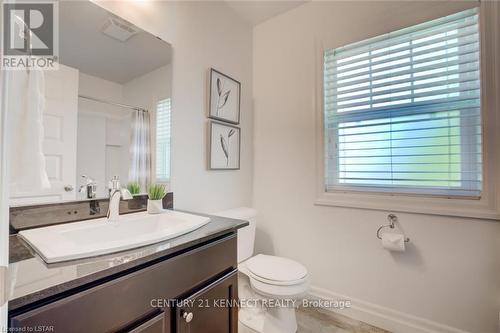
xmin=376 ymin=214 xmax=410 ymax=243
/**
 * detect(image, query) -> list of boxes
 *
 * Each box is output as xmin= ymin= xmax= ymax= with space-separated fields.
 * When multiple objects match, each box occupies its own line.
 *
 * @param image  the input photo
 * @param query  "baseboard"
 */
xmin=308 ymin=286 xmax=470 ymax=333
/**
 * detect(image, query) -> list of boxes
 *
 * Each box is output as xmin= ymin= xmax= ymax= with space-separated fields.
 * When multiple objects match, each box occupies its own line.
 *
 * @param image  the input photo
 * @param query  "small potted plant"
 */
xmin=127 ymin=182 xmax=141 ymax=196
xmin=147 ymin=184 xmax=167 ymax=214
xmin=127 ymin=182 xmax=142 ymax=210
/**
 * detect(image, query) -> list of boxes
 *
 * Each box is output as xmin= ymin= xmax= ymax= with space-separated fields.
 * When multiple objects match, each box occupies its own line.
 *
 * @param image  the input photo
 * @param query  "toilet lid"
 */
xmin=246 ymin=254 xmax=307 ymax=282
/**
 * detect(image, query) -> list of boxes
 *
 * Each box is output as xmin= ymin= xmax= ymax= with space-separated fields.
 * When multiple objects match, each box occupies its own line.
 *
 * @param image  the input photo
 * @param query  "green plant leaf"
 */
xmin=127 ymin=182 xmax=141 ymax=195
xmin=148 ymin=183 xmax=167 ymax=200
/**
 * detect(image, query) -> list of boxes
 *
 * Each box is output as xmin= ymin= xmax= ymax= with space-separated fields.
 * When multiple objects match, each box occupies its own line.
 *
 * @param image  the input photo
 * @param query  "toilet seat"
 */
xmin=249 ymin=276 xmax=310 ymax=299
xmin=246 ymin=266 xmax=308 ymax=287
xmin=242 ymin=254 xmax=309 ymax=286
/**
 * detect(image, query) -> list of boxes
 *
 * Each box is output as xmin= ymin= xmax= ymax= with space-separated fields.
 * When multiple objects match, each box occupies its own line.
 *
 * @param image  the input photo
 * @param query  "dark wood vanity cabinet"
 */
xmin=10 ymin=235 xmax=239 ymax=333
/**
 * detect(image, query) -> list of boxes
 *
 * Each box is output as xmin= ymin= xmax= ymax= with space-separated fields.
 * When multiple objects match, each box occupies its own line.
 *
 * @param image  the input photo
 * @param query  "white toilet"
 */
xmin=216 ymin=208 xmax=309 ymax=333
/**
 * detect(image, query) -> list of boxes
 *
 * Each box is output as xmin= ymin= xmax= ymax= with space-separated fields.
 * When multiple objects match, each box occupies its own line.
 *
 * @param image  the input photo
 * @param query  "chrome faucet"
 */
xmin=80 ymin=175 xmax=97 ymax=199
xmin=107 ymin=188 xmax=133 ymax=221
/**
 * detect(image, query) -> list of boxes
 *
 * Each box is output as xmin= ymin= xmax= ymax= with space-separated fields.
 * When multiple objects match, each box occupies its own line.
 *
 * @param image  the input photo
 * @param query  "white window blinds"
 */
xmin=324 ymin=8 xmax=482 ymax=197
xmin=156 ymin=98 xmax=171 ymax=182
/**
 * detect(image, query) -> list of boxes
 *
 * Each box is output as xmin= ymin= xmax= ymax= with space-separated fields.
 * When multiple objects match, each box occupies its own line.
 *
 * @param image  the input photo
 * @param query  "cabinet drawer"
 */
xmin=10 ymin=235 xmax=237 ymax=333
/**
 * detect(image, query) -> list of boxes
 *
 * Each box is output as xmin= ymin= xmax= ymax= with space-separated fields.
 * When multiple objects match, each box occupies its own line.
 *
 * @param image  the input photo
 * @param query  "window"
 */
xmin=155 ymin=98 xmax=171 ymax=182
xmin=324 ymin=8 xmax=481 ymax=198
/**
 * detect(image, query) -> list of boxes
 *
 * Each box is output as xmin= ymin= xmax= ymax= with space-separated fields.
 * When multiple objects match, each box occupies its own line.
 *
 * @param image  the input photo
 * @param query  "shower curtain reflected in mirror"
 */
xmin=9 ymin=70 xmax=50 ymax=193
xmin=129 ymin=110 xmax=151 ymax=192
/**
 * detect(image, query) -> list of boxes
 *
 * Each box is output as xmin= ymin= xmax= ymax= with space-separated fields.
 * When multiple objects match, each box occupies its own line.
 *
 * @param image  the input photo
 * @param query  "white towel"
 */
xmin=8 ymin=69 xmax=50 ymax=192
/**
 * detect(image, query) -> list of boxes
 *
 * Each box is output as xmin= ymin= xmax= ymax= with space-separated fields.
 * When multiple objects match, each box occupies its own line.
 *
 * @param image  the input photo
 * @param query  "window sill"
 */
xmin=314 ymin=191 xmax=500 ymax=220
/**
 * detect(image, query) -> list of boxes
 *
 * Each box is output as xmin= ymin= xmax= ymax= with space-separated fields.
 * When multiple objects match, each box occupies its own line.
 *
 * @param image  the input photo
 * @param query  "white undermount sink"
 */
xmin=19 ymin=211 xmax=211 ymax=263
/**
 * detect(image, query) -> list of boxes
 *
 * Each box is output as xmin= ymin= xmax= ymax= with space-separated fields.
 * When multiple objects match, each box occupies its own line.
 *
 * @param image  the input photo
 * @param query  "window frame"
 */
xmin=315 ymin=3 xmax=500 ymax=219
xmin=153 ymin=97 xmax=171 ymax=185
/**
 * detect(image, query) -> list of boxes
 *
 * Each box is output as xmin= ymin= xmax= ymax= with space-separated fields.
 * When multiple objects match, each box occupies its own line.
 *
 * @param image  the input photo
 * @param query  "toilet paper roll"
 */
xmin=381 ymin=233 xmax=406 ymax=252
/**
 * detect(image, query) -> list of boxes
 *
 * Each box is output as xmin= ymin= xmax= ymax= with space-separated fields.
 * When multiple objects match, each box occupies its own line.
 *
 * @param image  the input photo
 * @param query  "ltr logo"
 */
xmin=2 ymin=2 xmax=55 ymax=56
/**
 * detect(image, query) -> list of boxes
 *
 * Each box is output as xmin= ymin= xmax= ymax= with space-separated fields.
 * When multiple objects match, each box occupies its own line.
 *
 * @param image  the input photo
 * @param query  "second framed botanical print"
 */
xmin=209 ymin=121 xmax=241 ymax=170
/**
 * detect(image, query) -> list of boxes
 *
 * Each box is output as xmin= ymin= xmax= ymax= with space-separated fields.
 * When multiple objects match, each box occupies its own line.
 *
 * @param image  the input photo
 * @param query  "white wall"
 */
xmin=77 ymin=114 xmax=106 ymax=197
xmin=77 ymin=72 xmax=129 ymax=197
xmin=123 ymin=65 xmax=172 ymax=113
xmin=253 ymin=1 xmax=499 ymax=332
xmin=79 ymin=72 xmax=124 ymax=108
xmin=96 ymin=1 xmax=254 ymax=212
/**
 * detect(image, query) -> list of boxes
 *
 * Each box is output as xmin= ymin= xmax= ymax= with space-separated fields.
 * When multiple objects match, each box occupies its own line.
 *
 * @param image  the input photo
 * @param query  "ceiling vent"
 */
xmin=101 ymin=17 xmax=139 ymax=42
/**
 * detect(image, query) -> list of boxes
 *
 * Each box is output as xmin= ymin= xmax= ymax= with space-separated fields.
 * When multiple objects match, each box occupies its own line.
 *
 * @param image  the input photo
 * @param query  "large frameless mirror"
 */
xmin=8 ymin=1 xmax=172 ymax=206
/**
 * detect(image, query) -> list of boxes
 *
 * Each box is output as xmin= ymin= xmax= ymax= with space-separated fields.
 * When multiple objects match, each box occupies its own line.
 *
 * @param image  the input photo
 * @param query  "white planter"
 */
xmin=147 ymin=199 xmax=163 ymax=214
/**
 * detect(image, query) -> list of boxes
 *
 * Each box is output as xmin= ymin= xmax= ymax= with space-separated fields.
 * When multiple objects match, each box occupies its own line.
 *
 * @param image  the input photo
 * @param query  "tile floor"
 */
xmin=239 ymin=306 xmax=391 ymax=333
xmin=296 ymin=306 xmax=391 ymax=333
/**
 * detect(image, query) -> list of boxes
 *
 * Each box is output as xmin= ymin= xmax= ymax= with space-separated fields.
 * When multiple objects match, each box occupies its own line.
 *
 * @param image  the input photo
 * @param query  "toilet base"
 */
xmin=263 ymin=306 xmax=297 ymax=333
xmin=238 ymin=272 xmax=299 ymax=333
xmin=239 ymin=306 xmax=298 ymax=333
xmin=239 ymin=321 xmax=258 ymax=333
xmin=239 ymin=307 xmax=264 ymax=332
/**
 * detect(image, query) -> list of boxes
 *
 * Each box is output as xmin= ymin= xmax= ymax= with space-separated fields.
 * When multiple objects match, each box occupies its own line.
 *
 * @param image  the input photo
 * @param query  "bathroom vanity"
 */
xmin=8 ymin=210 xmax=248 ymax=333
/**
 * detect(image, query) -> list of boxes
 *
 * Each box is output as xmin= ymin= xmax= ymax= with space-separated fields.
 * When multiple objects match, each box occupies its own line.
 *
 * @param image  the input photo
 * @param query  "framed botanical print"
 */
xmin=209 ymin=68 xmax=241 ymax=124
xmin=209 ymin=121 xmax=240 ymax=170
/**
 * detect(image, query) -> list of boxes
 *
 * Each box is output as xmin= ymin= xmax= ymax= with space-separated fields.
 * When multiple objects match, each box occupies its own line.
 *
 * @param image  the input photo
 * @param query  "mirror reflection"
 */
xmin=9 ymin=1 xmax=172 ymax=205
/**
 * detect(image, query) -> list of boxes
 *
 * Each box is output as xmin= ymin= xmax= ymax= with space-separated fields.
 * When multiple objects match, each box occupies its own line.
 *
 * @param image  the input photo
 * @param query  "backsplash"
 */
xmin=9 ymin=193 xmax=174 ymax=233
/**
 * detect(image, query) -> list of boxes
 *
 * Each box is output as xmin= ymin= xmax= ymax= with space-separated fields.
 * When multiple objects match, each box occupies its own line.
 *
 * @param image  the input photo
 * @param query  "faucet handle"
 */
xmin=109 ymin=176 xmax=121 ymax=191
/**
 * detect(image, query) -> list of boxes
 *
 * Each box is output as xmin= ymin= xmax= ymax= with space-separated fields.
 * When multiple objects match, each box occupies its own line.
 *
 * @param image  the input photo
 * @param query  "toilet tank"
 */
xmin=215 ymin=207 xmax=257 ymax=263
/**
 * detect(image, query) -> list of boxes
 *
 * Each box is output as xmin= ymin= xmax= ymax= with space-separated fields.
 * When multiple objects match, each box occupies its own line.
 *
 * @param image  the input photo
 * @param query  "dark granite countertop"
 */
xmin=8 ymin=211 xmax=248 ymax=312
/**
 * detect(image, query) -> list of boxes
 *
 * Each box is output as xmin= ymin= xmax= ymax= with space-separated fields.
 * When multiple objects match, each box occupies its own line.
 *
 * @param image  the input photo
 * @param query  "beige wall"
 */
xmin=253 ymin=1 xmax=499 ymax=332
xmin=96 ymin=1 xmax=254 ymax=213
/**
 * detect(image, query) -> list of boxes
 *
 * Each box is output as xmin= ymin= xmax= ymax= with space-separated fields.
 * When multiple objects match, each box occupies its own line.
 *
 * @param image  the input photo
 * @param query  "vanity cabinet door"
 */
xmin=128 ymin=312 xmax=167 ymax=333
xmin=176 ymin=270 xmax=238 ymax=333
